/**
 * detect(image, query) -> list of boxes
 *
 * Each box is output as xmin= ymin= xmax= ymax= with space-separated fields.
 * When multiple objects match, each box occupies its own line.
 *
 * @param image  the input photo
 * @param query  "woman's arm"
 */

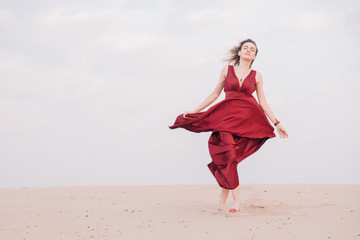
xmin=255 ymin=71 xmax=278 ymax=124
xmin=255 ymin=71 xmax=288 ymax=138
xmin=183 ymin=65 xmax=227 ymax=116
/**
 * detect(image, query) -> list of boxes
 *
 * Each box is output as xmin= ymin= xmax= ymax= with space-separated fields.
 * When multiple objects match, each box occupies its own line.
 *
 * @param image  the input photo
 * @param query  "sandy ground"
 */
xmin=0 ymin=184 xmax=359 ymax=240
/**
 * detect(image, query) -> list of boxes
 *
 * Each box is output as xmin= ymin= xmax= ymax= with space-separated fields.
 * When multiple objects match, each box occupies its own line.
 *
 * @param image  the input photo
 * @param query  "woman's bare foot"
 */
xmin=228 ymin=201 xmax=240 ymax=213
xmin=218 ymin=187 xmax=230 ymax=213
xmin=217 ymin=202 xmax=227 ymax=212
xmin=228 ymin=208 xmax=240 ymax=213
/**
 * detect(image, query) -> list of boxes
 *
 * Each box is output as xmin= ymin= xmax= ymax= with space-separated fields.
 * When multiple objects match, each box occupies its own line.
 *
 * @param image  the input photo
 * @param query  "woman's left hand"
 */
xmin=276 ymin=123 xmax=288 ymax=138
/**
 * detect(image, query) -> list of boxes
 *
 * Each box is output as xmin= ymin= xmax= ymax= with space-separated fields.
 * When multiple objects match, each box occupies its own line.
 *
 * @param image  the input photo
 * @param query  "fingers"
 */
xmin=183 ymin=111 xmax=193 ymax=118
xmin=283 ymin=130 xmax=288 ymax=138
xmin=278 ymin=129 xmax=288 ymax=138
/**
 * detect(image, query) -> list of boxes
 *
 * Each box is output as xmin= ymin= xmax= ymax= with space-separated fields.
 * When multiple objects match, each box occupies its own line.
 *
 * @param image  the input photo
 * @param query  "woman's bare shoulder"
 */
xmin=254 ymin=70 xmax=263 ymax=85
xmin=221 ymin=64 xmax=230 ymax=78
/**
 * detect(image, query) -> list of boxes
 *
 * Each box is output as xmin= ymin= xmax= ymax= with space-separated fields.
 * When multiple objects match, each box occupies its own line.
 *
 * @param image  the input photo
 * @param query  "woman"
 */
xmin=169 ymin=39 xmax=288 ymax=213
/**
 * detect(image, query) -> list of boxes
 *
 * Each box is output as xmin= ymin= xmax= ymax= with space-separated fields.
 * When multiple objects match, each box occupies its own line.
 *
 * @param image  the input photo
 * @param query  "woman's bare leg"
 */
xmin=229 ymin=185 xmax=240 ymax=212
xmin=218 ymin=187 xmax=230 ymax=212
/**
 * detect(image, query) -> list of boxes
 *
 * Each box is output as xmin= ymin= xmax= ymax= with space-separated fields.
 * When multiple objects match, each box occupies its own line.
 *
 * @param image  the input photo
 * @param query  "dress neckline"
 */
xmin=231 ymin=65 xmax=253 ymax=89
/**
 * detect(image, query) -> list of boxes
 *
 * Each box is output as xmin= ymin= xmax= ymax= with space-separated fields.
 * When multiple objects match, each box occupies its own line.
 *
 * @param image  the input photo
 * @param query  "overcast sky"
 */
xmin=1 ymin=0 xmax=359 ymax=188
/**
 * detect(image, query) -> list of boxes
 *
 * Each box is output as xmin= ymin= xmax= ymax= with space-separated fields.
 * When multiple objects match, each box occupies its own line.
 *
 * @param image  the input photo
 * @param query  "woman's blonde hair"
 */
xmin=224 ymin=39 xmax=258 ymax=67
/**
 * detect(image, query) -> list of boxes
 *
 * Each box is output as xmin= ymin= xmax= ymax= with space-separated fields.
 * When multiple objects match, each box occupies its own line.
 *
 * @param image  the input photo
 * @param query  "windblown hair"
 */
xmin=224 ymin=39 xmax=258 ymax=67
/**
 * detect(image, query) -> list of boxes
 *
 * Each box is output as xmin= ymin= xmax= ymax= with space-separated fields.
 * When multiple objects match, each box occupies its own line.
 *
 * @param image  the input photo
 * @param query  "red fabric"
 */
xmin=169 ymin=65 xmax=276 ymax=189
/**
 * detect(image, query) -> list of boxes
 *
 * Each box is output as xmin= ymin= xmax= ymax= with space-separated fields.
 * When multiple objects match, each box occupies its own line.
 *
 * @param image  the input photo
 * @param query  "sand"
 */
xmin=0 ymin=184 xmax=359 ymax=240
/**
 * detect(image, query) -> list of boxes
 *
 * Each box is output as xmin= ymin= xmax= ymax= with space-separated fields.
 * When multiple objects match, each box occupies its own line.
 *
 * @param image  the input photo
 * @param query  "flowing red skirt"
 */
xmin=169 ymin=91 xmax=275 ymax=190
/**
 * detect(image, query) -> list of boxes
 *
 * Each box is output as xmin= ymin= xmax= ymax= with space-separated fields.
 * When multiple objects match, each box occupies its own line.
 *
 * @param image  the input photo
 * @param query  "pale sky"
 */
xmin=1 ymin=0 xmax=359 ymax=188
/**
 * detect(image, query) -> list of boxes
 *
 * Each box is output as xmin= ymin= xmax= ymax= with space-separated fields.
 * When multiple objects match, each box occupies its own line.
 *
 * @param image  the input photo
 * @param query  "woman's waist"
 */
xmin=225 ymin=90 xmax=253 ymax=99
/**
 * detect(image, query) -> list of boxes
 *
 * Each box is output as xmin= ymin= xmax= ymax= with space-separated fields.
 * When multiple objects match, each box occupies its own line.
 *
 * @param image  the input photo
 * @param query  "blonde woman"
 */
xmin=169 ymin=39 xmax=288 ymax=213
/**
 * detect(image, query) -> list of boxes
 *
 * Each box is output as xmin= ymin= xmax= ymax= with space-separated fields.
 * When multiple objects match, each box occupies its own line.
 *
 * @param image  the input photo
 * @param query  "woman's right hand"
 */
xmin=183 ymin=111 xmax=197 ymax=118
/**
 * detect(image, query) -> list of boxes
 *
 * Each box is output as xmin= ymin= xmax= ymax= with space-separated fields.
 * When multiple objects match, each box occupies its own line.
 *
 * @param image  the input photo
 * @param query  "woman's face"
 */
xmin=238 ymin=42 xmax=257 ymax=61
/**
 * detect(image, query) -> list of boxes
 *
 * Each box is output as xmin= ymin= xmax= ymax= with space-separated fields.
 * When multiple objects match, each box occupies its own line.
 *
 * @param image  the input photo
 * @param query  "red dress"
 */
xmin=168 ymin=65 xmax=276 ymax=190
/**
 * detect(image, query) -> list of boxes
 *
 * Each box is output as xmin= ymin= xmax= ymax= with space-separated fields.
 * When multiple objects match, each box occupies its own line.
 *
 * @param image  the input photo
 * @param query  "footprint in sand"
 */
xmin=250 ymin=204 xmax=265 ymax=209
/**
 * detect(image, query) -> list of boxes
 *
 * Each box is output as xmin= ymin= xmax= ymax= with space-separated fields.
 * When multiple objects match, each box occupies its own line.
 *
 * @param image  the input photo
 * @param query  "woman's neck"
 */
xmin=236 ymin=59 xmax=252 ymax=70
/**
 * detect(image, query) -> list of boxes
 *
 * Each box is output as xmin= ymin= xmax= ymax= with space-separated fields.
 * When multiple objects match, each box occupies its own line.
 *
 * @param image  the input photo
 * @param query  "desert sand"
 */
xmin=0 ymin=184 xmax=359 ymax=240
